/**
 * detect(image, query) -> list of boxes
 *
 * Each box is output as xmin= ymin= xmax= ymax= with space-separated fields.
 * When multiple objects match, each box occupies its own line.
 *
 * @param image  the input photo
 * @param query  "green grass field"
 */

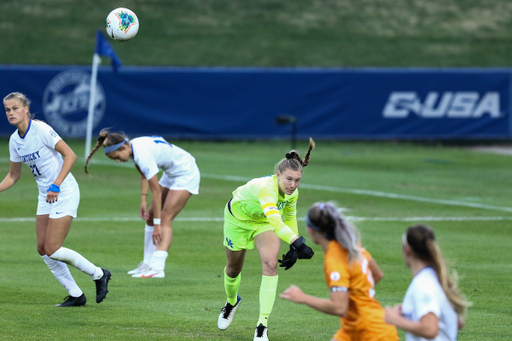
xmin=1 ymin=0 xmax=512 ymax=67
xmin=0 ymin=139 xmax=511 ymax=340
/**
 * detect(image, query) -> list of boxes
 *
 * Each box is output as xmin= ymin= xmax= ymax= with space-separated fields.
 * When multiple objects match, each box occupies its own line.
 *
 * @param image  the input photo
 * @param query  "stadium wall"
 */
xmin=1 ymin=65 xmax=511 ymax=140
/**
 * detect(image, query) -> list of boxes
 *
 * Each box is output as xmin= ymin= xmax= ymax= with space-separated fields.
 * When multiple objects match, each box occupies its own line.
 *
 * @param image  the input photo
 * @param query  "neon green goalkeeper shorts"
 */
xmin=223 ymin=201 xmax=273 ymax=251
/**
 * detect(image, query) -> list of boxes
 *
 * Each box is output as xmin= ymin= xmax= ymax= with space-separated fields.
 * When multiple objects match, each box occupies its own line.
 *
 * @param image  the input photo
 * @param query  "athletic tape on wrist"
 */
xmin=47 ymin=184 xmax=60 ymax=193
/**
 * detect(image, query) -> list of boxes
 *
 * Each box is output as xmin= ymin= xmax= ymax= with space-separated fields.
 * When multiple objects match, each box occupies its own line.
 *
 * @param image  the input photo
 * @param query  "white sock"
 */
xmin=49 ymin=247 xmax=103 ymax=280
xmin=150 ymin=251 xmax=168 ymax=271
xmin=42 ymin=255 xmax=83 ymax=297
xmin=144 ymin=225 xmax=156 ymax=265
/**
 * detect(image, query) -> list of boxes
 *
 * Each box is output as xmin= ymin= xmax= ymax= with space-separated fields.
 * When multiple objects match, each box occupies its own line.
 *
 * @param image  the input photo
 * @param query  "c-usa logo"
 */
xmin=43 ymin=70 xmax=106 ymax=137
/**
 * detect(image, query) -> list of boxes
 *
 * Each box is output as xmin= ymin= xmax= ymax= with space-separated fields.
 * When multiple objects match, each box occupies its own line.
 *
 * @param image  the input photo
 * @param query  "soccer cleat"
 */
xmin=132 ymin=267 xmax=165 ymax=278
xmin=54 ymin=293 xmax=86 ymax=307
xmin=254 ymin=323 xmax=269 ymax=341
xmin=94 ymin=268 xmax=112 ymax=303
xmin=127 ymin=262 xmax=150 ymax=275
xmin=218 ymin=295 xmax=241 ymax=330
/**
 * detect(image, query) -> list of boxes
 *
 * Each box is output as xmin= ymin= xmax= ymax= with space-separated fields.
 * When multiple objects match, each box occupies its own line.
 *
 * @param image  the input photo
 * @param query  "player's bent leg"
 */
xmin=254 ymin=231 xmax=280 ymax=276
xmin=219 ymin=293 xmax=242 ymax=330
xmin=257 ymin=275 xmax=278 ymax=327
xmin=46 ymin=216 xmax=111 ymax=303
xmin=158 ymin=189 xmax=192 ymax=251
xmin=253 ymin=231 xmax=280 ymax=335
xmin=42 ymin=254 xmax=83 ymax=296
xmin=37 ymin=215 xmax=85 ymax=306
xmin=135 ymin=189 xmax=192 ymax=278
xmin=127 ymin=224 xmax=155 ymax=275
xmin=36 ymin=214 xmax=50 ymax=256
xmin=219 ymin=248 xmax=246 ymax=330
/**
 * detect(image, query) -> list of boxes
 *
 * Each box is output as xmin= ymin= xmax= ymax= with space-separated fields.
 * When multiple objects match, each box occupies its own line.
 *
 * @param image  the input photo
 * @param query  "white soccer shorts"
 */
xmin=159 ymin=165 xmax=200 ymax=195
xmin=36 ymin=185 xmax=80 ymax=219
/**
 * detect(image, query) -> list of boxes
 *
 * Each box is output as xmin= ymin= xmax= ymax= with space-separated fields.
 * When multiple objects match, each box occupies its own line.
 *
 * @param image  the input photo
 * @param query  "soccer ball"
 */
xmin=105 ymin=7 xmax=139 ymax=42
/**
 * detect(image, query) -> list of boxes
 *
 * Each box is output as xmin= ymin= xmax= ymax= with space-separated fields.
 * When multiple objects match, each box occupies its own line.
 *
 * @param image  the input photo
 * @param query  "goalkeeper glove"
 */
xmin=278 ymin=248 xmax=298 ymax=270
xmin=291 ymin=236 xmax=314 ymax=259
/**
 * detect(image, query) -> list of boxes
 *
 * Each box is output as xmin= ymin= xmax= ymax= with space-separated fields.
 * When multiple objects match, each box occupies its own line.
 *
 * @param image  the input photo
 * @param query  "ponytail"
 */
xmin=275 ymin=138 xmax=315 ymax=174
xmin=406 ymin=225 xmax=471 ymax=321
xmin=85 ymin=128 xmax=128 ymax=175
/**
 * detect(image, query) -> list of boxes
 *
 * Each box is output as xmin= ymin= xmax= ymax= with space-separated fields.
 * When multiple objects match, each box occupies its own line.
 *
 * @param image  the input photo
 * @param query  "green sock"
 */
xmin=258 ymin=275 xmax=278 ymax=327
xmin=224 ymin=266 xmax=241 ymax=306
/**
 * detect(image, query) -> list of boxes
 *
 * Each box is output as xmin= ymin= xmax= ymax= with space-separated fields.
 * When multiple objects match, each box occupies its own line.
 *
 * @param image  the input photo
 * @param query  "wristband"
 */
xmin=47 ymin=184 xmax=60 ymax=193
xmin=153 ymin=218 xmax=161 ymax=225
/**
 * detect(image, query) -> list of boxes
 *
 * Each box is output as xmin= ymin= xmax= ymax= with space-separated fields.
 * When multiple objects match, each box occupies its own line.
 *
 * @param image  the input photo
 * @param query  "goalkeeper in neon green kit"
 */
xmin=218 ymin=138 xmax=316 ymax=341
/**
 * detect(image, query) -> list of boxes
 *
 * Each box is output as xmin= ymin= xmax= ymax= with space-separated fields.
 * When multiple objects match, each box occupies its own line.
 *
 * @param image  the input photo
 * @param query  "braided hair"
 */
xmin=85 ymin=128 xmax=128 ymax=175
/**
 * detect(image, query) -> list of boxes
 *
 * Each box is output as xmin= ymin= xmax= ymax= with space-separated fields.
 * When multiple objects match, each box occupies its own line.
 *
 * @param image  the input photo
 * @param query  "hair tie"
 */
xmin=104 ymin=138 xmax=128 ymax=154
xmin=319 ymin=203 xmax=325 ymax=211
xmin=286 ymin=153 xmax=294 ymax=160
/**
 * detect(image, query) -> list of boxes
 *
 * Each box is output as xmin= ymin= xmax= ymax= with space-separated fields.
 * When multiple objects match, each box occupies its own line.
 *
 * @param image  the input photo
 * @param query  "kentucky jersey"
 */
xmin=230 ymin=175 xmax=298 ymax=244
xmin=9 ymin=120 xmax=77 ymax=194
xmin=130 ymin=136 xmax=197 ymax=180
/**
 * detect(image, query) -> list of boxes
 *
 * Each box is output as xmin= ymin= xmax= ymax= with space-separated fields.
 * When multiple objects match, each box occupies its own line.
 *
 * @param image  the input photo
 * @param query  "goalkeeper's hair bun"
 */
xmin=275 ymin=138 xmax=315 ymax=173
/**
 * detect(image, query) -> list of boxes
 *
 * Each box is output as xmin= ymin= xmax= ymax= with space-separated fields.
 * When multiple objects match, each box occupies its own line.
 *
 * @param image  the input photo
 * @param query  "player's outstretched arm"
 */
xmin=281 ymin=285 xmax=349 ymax=317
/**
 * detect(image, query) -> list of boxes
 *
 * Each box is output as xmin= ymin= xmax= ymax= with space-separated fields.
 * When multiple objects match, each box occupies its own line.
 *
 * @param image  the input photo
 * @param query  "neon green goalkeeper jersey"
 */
xmin=230 ymin=175 xmax=299 ymax=244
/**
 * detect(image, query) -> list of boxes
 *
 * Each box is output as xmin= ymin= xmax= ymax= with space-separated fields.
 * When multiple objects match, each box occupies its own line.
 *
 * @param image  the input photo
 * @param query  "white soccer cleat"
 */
xmin=254 ymin=323 xmax=269 ymax=341
xmin=132 ymin=267 xmax=165 ymax=278
xmin=218 ymin=295 xmax=241 ymax=330
xmin=127 ymin=262 xmax=150 ymax=275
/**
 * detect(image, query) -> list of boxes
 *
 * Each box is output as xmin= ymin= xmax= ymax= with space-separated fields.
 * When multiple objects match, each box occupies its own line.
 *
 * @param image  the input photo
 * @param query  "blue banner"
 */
xmin=1 ymin=65 xmax=510 ymax=139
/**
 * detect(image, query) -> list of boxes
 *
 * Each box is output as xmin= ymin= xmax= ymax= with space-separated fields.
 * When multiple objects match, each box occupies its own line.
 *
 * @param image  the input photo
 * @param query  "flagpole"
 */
xmin=85 ymin=53 xmax=101 ymax=161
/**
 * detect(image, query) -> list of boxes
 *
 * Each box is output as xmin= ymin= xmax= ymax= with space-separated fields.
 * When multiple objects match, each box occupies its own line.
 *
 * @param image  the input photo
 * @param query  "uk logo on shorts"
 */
xmin=225 ymin=237 xmax=234 ymax=249
xmin=43 ymin=70 xmax=106 ymax=137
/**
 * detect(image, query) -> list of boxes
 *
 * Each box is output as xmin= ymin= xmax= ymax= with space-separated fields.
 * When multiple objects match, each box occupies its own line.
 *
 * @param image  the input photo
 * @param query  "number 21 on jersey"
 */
xmin=30 ymin=164 xmax=41 ymax=177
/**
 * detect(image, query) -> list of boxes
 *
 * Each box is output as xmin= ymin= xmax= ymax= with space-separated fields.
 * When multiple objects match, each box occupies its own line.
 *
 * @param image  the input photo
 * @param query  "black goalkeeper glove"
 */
xmin=291 ymin=236 xmax=314 ymax=259
xmin=278 ymin=248 xmax=298 ymax=270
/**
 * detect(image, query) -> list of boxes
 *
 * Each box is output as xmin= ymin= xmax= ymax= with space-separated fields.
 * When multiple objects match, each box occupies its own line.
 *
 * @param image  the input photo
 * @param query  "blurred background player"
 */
xmin=218 ymin=138 xmax=315 ymax=341
xmin=384 ymin=224 xmax=470 ymax=341
xmin=86 ymin=129 xmax=200 ymax=278
xmin=280 ymin=201 xmax=399 ymax=341
xmin=1 ymin=92 xmax=111 ymax=307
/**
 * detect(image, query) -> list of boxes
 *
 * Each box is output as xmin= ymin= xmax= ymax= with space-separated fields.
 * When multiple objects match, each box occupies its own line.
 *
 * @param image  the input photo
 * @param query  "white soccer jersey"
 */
xmin=9 ymin=120 xmax=78 ymax=194
xmin=402 ymin=267 xmax=458 ymax=341
xmin=130 ymin=136 xmax=197 ymax=180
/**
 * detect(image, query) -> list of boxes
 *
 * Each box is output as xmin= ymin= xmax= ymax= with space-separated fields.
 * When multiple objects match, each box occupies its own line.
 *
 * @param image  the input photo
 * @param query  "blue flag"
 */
xmin=95 ymin=30 xmax=122 ymax=71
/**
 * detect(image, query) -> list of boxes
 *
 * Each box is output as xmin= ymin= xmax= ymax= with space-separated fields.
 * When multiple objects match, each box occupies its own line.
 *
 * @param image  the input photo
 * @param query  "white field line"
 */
xmin=3 ymin=158 xmax=512 ymax=213
xmin=201 ymin=173 xmax=512 ymax=213
xmin=1 ymin=216 xmax=512 ymax=223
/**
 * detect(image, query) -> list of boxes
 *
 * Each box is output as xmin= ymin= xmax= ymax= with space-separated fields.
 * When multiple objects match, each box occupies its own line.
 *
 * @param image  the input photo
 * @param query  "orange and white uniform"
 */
xmin=324 ymin=241 xmax=398 ymax=341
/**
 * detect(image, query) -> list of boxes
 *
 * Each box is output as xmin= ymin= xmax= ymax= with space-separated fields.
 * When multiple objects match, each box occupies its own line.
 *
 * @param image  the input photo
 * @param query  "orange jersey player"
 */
xmin=281 ymin=202 xmax=398 ymax=341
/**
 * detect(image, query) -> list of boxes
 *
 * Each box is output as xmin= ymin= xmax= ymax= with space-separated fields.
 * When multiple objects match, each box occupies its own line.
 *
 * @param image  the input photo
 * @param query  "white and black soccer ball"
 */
xmin=105 ymin=7 xmax=139 ymax=42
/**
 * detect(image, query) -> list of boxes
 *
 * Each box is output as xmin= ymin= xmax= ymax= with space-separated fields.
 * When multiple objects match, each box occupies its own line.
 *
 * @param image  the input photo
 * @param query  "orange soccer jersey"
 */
xmin=324 ymin=241 xmax=398 ymax=341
